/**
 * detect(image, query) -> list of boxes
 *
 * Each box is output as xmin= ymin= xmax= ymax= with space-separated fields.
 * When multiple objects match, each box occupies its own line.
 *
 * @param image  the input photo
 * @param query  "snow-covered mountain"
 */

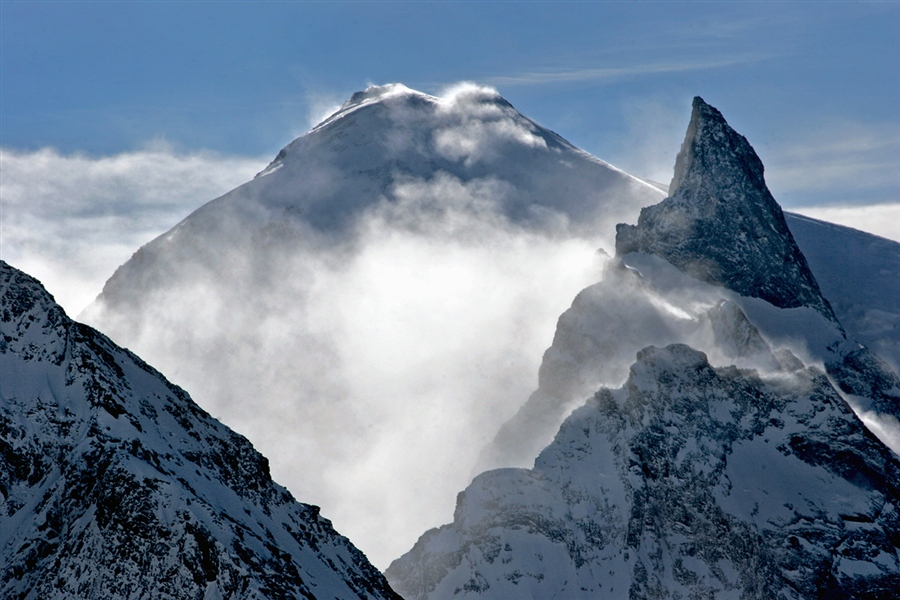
xmin=784 ymin=212 xmax=900 ymax=373
xmin=80 ymin=84 xmax=900 ymax=568
xmin=479 ymin=97 xmax=900 ymax=472
xmin=388 ymin=97 xmax=900 ymax=598
xmin=388 ymin=344 xmax=900 ymax=599
xmin=80 ymin=83 xmax=668 ymax=566
xmin=0 ymin=261 xmax=400 ymax=599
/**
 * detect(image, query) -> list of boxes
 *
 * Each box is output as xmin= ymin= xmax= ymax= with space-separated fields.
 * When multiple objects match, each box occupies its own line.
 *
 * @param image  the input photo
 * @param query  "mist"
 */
xmin=0 ymin=144 xmax=267 ymax=314
xmin=82 ymin=181 xmax=604 ymax=567
xmin=5 ymin=84 xmax=898 ymax=571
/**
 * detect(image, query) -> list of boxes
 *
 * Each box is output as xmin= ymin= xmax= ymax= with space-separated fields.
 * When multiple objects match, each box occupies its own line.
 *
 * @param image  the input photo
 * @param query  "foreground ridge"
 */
xmin=0 ymin=261 xmax=401 ymax=599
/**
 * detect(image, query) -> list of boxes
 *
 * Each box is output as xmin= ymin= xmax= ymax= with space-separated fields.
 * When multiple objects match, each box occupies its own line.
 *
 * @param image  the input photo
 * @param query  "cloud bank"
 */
xmin=0 ymin=145 xmax=267 ymax=314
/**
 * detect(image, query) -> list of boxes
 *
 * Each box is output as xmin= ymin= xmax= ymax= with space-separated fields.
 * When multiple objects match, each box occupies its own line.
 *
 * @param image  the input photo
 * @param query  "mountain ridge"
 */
xmin=0 ymin=260 xmax=401 ymax=599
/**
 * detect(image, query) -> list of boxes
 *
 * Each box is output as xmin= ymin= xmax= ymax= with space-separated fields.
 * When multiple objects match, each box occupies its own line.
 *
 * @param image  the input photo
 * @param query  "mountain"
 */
xmin=390 ymin=97 xmax=900 ymax=598
xmin=91 ymin=83 xmax=662 ymax=313
xmin=479 ymin=97 xmax=900 ymax=472
xmin=783 ymin=212 xmax=900 ymax=373
xmin=79 ymin=83 xmax=667 ymax=566
xmin=616 ymin=97 xmax=838 ymax=325
xmin=80 ymin=84 xmax=900 ymax=567
xmin=0 ymin=261 xmax=400 ymax=599
xmin=387 ymin=344 xmax=900 ymax=599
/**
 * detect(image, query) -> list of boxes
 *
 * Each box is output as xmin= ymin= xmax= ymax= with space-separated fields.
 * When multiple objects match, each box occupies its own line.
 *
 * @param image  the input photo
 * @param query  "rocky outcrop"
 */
xmin=389 ymin=345 xmax=900 ymax=599
xmin=616 ymin=97 xmax=838 ymax=326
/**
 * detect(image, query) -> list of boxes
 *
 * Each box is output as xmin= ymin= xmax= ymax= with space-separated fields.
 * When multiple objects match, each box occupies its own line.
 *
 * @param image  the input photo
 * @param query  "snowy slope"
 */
xmin=387 ymin=344 xmax=900 ymax=599
xmin=80 ymin=83 xmax=666 ymax=566
xmin=400 ymin=96 xmax=900 ymax=598
xmin=92 ymin=83 xmax=661 ymax=311
xmin=784 ymin=212 xmax=900 ymax=373
xmin=0 ymin=261 xmax=400 ymax=600
xmin=480 ymin=97 xmax=900 ymax=471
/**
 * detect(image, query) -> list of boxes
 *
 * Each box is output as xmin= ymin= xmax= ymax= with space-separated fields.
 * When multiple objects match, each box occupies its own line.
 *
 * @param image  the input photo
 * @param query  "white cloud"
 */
xmin=79 ymin=166 xmax=602 ymax=569
xmin=0 ymin=145 xmax=268 ymax=314
xmin=486 ymin=56 xmax=764 ymax=87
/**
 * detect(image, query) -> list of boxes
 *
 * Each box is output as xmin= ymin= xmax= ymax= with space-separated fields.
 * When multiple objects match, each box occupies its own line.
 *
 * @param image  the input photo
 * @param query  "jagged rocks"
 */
xmin=616 ymin=97 xmax=838 ymax=326
xmin=388 ymin=344 xmax=900 ymax=599
xmin=0 ymin=261 xmax=401 ymax=600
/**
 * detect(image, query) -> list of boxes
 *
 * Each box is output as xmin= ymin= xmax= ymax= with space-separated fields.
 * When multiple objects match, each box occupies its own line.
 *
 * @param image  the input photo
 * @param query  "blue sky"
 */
xmin=2 ymin=1 xmax=899 ymax=312
xmin=3 ymin=2 xmax=897 ymax=171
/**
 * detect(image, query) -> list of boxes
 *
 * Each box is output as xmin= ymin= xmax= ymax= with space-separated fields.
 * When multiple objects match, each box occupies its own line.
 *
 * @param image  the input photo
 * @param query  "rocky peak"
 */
xmin=388 ymin=344 xmax=900 ymax=599
xmin=616 ymin=97 xmax=839 ymax=326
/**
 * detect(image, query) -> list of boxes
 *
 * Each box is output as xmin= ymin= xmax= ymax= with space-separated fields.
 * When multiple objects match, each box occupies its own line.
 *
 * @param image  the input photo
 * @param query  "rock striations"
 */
xmin=388 ymin=344 xmax=900 ymax=599
xmin=616 ymin=97 xmax=838 ymax=326
xmin=0 ymin=261 xmax=400 ymax=600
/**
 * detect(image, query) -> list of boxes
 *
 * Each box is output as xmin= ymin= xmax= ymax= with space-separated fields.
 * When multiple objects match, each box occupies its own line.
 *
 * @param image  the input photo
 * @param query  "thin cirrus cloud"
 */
xmin=764 ymin=126 xmax=900 ymax=194
xmin=486 ymin=56 xmax=767 ymax=87
xmin=760 ymin=121 xmax=900 ymax=242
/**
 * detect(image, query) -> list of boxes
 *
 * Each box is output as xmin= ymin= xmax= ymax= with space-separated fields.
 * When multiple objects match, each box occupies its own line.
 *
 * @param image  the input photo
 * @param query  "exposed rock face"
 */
xmin=826 ymin=347 xmax=900 ymax=417
xmin=616 ymin=97 xmax=838 ymax=326
xmin=388 ymin=345 xmax=900 ymax=599
xmin=0 ymin=261 xmax=400 ymax=600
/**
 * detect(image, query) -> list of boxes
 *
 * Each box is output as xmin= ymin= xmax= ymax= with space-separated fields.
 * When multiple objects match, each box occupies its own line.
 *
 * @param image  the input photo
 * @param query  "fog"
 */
xmin=83 ymin=183 xmax=603 ymax=568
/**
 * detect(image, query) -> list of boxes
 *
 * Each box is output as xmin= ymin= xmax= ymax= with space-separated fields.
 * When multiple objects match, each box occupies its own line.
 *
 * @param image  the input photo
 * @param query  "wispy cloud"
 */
xmin=763 ymin=121 xmax=900 ymax=209
xmin=486 ymin=56 xmax=764 ymax=87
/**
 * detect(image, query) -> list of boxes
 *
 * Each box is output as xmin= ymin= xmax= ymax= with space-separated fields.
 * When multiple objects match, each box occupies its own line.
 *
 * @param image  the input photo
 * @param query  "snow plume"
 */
xmin=0 ymin=145 xmax=267 ymax=314
xmin=433 ymin=82 xmax=548 ymax=165
xmin=82 ymin=169 xmax=603 ymax=569
xmin=858 ymin=412 xmax=900 ymax=457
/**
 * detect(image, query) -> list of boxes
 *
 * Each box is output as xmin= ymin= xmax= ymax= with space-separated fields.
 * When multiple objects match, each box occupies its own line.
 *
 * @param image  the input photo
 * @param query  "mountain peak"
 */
xmin=616 ymin=97 xmax=839 ymax=325
xmin=340 ymin=83 xmax=435 ymax=112
xmin=668 ymin=96 xmax=764 ymax=194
